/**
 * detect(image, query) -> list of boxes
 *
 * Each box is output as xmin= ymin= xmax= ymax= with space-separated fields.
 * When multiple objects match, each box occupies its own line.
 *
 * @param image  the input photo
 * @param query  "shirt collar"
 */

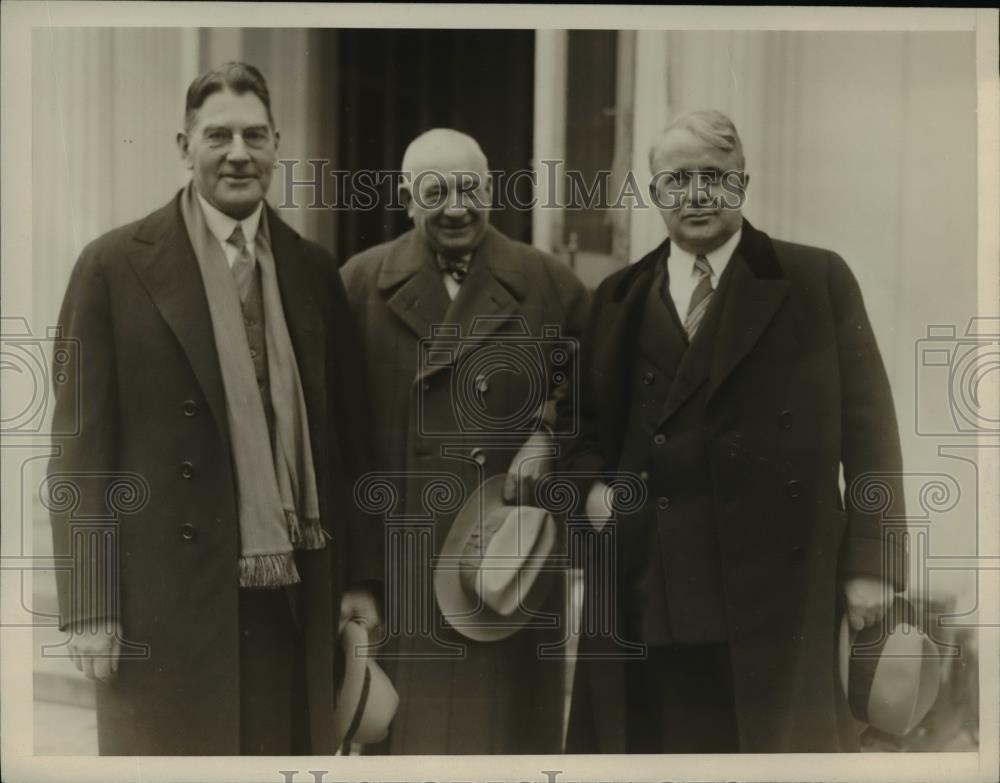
xmin=436 ymin=252 xmax=473 ymax=264
xmin=669 ymin=227 xmax=743 ymax=279
xmin=196 ymin=190 xmax=264 ymax=248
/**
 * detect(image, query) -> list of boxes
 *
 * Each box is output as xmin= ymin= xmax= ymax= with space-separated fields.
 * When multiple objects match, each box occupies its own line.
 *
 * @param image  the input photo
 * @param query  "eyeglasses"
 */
xmin=652 ymin=169 xmax=747 ymax=192
xmin=650 ymin=169 xmax=748 ymax=209
xmin=201 ymin=126 xmax=273 ymax=150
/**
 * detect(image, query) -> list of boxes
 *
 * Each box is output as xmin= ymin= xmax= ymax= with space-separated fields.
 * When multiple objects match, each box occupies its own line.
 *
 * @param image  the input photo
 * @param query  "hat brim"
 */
xmin=332 ymin=620 xmax=399 ymax=747
xmin=435 ymin=473 xmax=557 ymax=642
xmin=839 ymin=608 xmax=942 ymax=737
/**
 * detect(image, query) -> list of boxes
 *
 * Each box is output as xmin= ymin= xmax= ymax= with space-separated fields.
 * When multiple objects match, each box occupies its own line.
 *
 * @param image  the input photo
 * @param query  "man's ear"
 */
xmin=176 ymin=131 xmax=193 ymax=170
xmin=273 ymin=128 xmax=281 ymax=153
xmin=398 ymin=182 xmax=414 ymax=218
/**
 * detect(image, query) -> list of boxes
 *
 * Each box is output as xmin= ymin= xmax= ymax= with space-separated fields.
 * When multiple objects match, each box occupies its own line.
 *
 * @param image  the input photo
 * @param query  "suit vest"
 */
xmin=616 ymin=260 xmax=729 ymax=646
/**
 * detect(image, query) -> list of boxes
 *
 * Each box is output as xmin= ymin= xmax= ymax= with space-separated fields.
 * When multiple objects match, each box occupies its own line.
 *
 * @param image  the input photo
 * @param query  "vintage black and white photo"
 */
xmin=1 ymin=4 xmax=997 ymax=783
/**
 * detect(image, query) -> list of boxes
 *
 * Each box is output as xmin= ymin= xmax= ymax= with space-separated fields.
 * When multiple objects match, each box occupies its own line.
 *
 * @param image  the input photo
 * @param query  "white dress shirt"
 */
xmin=196 ymin=192 xmax=263 ymax=269
xmin=666 ymin=227 xmax=742 ymax=318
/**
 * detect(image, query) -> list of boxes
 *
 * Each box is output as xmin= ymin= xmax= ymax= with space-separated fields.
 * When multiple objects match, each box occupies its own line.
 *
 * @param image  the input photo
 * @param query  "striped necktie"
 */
xmin=684 ymin=254 xmax=714 ymax=338
xmin=226 ymin=224 xmax=255 ymax=304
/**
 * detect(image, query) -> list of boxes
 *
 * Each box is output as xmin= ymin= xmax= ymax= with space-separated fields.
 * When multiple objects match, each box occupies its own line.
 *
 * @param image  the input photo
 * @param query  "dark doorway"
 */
xmin=333 ymin=28 xmax=535 ymax=262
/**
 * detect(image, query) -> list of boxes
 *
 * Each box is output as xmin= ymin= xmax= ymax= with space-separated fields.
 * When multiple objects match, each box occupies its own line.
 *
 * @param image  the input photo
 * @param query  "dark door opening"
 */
xmin=333 ymin=28 xmax=535 ymax=262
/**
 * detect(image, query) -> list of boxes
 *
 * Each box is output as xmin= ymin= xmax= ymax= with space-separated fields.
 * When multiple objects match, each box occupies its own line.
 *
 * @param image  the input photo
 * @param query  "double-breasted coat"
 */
xmin=47 ymin=192 xmax=382 ymax=754
xmin=560 ymin=219 xmax=907 ymax=753
xmin=341 ymin=225 xmax=591 ymax=753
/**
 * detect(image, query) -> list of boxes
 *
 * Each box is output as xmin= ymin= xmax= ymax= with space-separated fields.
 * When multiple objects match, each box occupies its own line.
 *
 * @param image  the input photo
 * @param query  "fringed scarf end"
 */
xmin=286 ymin=510 xmax=328 ymax=550
xmin=239 ymin=552 xmax=300 ymax=587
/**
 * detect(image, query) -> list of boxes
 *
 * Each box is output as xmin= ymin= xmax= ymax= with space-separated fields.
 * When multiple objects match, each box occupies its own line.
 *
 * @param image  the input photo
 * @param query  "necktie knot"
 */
xmin=694 ymin=254 xmax=713 ymax=281
xmin=437 ymin=253 xmax=471 ymax=283
xmin=227 ymin=225 xmax=255 ymax=303
xmin=227 ymin=224 xmax=248 ymax=251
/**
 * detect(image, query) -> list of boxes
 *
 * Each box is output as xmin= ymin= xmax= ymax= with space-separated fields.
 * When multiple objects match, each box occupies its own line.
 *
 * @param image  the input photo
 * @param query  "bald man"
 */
xmin=341 ymin=129 xmax=590 ymax=753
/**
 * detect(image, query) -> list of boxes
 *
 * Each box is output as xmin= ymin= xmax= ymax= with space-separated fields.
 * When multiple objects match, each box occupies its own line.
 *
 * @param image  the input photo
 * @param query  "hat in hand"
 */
xmin=332 ymin=619 xmax=398 ymax=751
xmin=435 ymin=473 xmax=557 ymax=642
xmin=839 ymin=597 xmax=942 ymax=736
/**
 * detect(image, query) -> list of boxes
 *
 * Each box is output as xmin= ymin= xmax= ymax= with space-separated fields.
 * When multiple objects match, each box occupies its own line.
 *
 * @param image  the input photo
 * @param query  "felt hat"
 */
xmin=435 ymin=473 xmax=557 ymax=642
xmin=839 ymin=598 xmax=942 ymax=736
xmin=332 ymin=619 xmax=399 ymax=750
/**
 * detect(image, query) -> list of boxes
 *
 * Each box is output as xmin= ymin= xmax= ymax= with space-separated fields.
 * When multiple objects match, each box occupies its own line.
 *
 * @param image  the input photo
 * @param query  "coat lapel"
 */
xmin=267 ymin=206 xmax=326 ymax=418
xmin=428 ymin=227 xmax=524 ymax=374
xmin=706 ymin=221 xmax=790 ymax=402
xmin=379 ymin=226 xmax=527 ymax=383
xmin=378 ymin=230 xmax=452 ymax=341
xmin=592 ymin=241 xmax=666 ymax=454
xmin=126 ymin=194 xmax=230 ymax=445
xmin=636 ymin=266 xmax=688 ymax=379
xmin=653 ymin=220 xmax=790 ymax=426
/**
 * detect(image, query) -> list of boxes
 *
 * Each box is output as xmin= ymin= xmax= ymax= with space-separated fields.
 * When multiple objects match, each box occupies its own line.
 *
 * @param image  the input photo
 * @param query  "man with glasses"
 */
xmin=560 ymin=109 xmax=906 ymax=752
xmin=341 ymin=128 xmax=590 ymax=753
xmin=47 ymin=62 xmax=382 ymax=754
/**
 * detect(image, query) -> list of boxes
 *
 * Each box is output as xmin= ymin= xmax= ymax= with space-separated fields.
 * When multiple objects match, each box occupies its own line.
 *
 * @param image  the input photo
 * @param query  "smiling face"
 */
xmin=401 ymin=130 xmax=492 ymax=258
xmin=650 ymin=127 xmax=747 ymax=255
xmin=177 ymin=88 xmax=279 ymax=219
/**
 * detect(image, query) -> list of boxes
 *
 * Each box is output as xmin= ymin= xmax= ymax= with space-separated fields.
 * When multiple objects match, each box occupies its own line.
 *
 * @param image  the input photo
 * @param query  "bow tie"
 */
xmin=437 ymin=253 xmax=471 ymax=283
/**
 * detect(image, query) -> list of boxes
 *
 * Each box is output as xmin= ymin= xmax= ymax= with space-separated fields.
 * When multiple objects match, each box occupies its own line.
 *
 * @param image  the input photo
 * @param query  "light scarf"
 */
xmin=180 ymin=182 xmax=327 ymax=587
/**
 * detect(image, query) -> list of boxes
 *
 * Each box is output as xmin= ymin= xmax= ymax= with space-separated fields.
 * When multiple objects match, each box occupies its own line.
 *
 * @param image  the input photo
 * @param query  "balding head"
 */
xmin=401 ymin=128 xmax=489 ymax=181
xmin=399 ymin=128 xmax=493 ymax=258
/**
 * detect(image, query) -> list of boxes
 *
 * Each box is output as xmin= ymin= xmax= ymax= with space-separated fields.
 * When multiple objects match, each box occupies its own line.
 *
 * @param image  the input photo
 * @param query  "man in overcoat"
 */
xmin=560 ymin=110 xmax=907 ymax=752
xmin=47 ymin=62 xmax=382 ymax=755
xmin=341 ymin=129 xmax=590 ymax=753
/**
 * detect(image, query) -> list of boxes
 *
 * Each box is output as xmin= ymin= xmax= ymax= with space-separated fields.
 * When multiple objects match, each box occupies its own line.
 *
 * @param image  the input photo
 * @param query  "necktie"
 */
xmin=684 ymin=255 xmax=714 ymax=338
xmin=226 ymin=225 xmax=255 ymax=303
xmin=437 ymin=253 xmax=471 ymax=283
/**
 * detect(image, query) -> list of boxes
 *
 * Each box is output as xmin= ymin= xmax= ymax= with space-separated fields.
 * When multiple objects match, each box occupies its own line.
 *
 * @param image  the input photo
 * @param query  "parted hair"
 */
xmin=649 ymin=109 xmax=746 ymax=170
xmin=183 ymin=62 xmax=275 ymax=132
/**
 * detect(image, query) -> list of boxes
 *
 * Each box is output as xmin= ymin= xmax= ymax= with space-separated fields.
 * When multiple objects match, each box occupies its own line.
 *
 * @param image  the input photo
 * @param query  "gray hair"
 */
xmin=648 ymin=109 xmax=746 ymax=171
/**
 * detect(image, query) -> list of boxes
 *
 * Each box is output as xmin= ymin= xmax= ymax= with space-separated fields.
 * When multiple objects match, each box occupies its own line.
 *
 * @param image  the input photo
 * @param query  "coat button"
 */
xmin=790 ymin=544 xmax=805 ymax=560
xmin=180 ymin=523 xmax=196 ymax=541
xmin=653 ymin=433 xmax=666 ymax=446
xmin=180 ymin=461 xmax=195 ymax=479
xmin=643 ymin=371 xmax=655 ymax=385
xmin=249 ymin=348 xmax=258 ymax=359
xmin=639 ymin=470 xmax=649 ymax=481
xmin=182 ymin=400 xmax=197 ymax=416
xmin=786 ymin=479 xmax=801 ymax=499
xmin=778 ymin=410 xmax=794 ymax=430
xmin=421 ymin=381 xmax=431 ymax=392
xmin=657 ymin=496 xmax=670 ymax=510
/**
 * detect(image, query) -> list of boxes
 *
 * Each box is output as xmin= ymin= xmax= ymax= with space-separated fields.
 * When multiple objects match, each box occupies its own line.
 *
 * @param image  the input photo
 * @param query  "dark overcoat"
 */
xmin=47 ymin=191 xmax=382 ymax=754
xmin=341 ymin=225 xmax=591 ymax=753
xmin=560 ymin=219 xmax=907 ymax=753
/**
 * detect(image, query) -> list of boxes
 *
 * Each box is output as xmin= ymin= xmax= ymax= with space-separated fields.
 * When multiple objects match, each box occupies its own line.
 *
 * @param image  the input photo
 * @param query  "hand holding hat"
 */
xmin=839 ymin=596 xmax=942 ymax=737
xmin=503 ymin=430 xmax=555 ymax=504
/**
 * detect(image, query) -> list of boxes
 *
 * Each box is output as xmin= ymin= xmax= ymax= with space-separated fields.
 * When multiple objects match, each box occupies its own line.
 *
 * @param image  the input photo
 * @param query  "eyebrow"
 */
xmin=202 ymin=124 xmax=270 ymax=133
